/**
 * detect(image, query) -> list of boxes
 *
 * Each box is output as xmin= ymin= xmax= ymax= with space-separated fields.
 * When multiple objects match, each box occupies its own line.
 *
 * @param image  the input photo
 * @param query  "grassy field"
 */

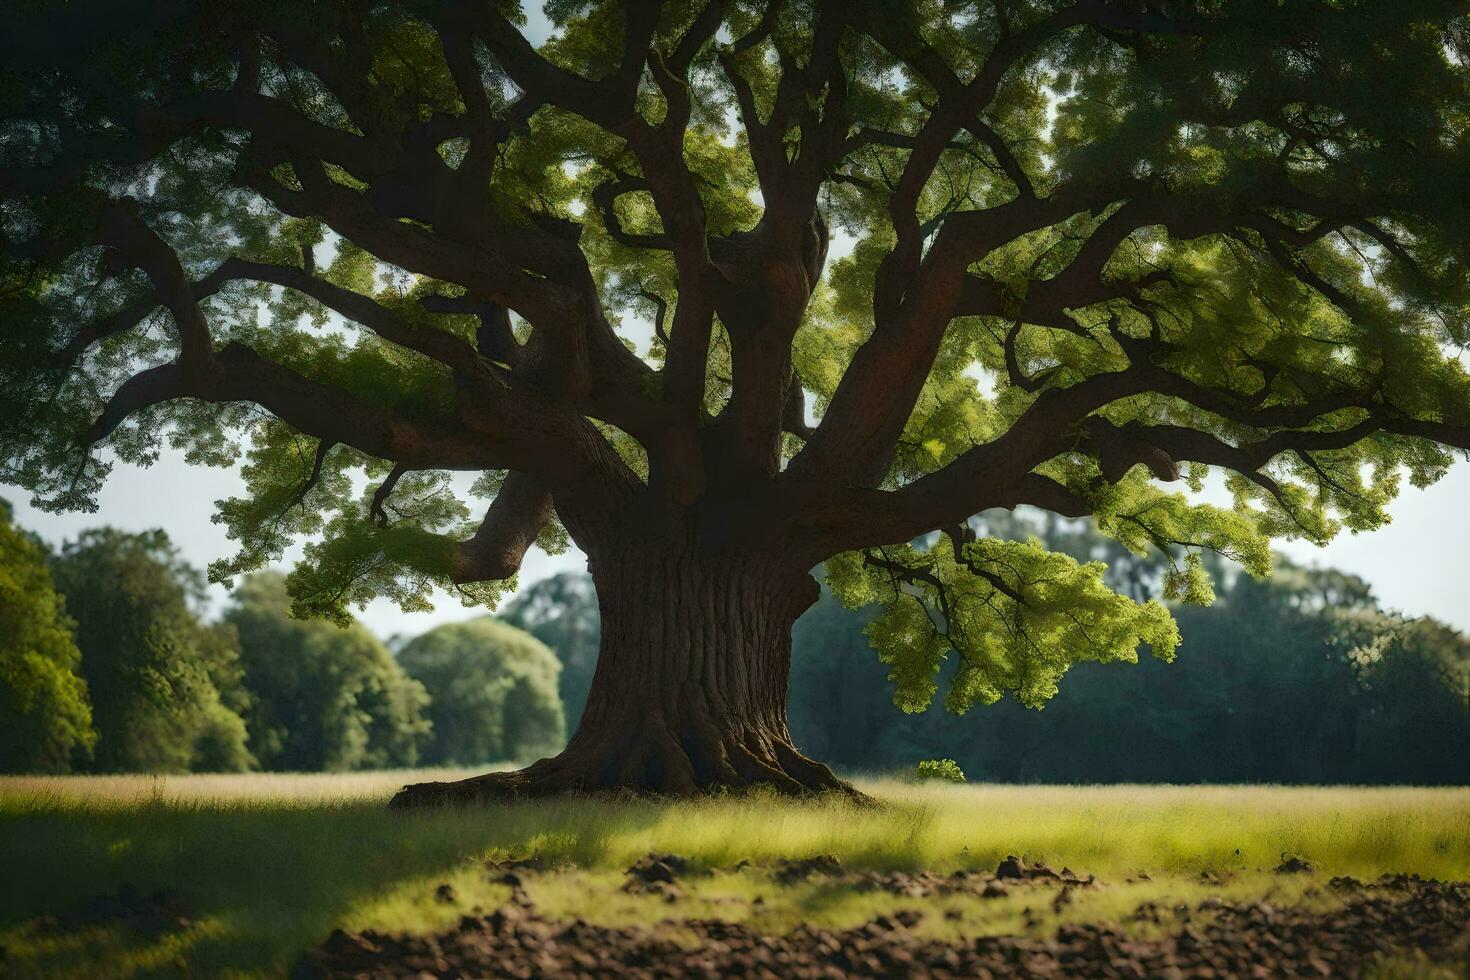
xmin=2 ymin=772 xmax=1468 ymax=977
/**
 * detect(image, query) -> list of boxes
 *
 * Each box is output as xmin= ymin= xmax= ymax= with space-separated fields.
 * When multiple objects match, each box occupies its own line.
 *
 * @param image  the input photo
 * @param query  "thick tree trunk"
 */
xmin=389 ymin=550 xmax=855 ymax=807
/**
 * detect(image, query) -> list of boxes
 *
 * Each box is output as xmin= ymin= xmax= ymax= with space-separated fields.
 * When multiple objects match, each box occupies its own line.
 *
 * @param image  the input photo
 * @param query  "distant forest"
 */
xmin=4 ymin=501 xmax=1467 ymax=782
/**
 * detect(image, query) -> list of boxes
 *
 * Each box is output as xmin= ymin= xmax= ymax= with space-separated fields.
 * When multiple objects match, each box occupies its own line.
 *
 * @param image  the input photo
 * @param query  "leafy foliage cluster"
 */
xmin=915 ymin=758 xmax=966 ymax=783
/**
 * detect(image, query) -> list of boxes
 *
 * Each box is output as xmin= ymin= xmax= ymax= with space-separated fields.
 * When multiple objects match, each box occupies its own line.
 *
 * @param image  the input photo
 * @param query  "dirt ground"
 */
xmin=294 ymin=857 xmax=1470 ymax=979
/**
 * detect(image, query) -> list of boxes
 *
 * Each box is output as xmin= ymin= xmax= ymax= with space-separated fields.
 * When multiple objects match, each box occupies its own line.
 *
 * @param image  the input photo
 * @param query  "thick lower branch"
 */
xmin=454 ymin=472 xmax=555 ymax=583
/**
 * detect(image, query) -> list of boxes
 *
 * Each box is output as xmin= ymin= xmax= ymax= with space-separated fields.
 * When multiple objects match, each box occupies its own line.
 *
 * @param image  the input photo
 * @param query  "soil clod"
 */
xmin=1277 ymin=855 xmax=1316 ymax=874
xmin=773 ymin=854 xmax=842 ymax=884
xmin=622 ymin=853 xmax=690 ymax=901
xmin=995 ymin=854 xmax=1066 ymax=882
xmin=625 ymin=853 xmax=687 ymax=885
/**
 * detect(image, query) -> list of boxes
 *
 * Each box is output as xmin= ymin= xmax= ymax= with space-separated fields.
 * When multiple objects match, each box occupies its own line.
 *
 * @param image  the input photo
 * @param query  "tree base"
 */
xmin=388 ymin=734 xmax=861 ymax=809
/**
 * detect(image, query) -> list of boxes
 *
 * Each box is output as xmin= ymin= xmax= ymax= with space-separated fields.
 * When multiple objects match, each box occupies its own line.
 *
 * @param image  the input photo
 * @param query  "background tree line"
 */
xmin=787 ymin=512 xmax=1470 ymax=785
xmin=508 ymin=513 xmax=1470 ymax=785
xmin=0 ymin=501 xmax=563 ymax=773
xmin=4 ymin=500 xmax=1467 ymax=781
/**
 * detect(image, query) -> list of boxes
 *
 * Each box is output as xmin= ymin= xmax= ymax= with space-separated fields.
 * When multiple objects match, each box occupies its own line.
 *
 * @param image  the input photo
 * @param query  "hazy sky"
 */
xmin=4 ymin=452 xmax=1468 ymax=637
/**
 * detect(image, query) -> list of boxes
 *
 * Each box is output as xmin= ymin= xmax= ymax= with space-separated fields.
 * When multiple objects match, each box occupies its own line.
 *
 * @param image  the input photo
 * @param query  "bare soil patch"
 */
xmin=295 ymin=872 xmax=1469 ymax=978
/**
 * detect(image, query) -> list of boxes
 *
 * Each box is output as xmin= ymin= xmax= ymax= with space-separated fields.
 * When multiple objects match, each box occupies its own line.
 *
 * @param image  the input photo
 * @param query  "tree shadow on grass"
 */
xmin=0 ymin=796 xmax=668 ymax=977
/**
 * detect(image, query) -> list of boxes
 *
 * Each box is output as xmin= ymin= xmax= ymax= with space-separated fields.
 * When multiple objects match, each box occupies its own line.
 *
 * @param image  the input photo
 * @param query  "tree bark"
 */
xmin=389 ymin=548 xmax=856 ymax=807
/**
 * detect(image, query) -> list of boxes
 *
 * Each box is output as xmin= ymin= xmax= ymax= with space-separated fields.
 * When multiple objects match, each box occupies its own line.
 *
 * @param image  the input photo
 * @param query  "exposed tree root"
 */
xmin=388 ymin=728 xmax=863 ymax=809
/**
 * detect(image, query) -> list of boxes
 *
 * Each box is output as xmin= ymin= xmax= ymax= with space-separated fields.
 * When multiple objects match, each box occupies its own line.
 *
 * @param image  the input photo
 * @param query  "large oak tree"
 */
xmin=4 ymin=0 xmax=1470 ymax=803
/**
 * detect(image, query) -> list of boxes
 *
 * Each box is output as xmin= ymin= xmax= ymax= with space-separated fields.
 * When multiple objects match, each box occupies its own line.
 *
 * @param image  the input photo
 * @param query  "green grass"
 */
xmin=2 ymin=773 xmax=1468 ymax=978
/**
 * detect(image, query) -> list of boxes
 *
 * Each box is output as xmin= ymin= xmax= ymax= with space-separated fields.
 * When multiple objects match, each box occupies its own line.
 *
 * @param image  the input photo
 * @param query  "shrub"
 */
xmin=917 ymin=759 xmax=966 ymax=783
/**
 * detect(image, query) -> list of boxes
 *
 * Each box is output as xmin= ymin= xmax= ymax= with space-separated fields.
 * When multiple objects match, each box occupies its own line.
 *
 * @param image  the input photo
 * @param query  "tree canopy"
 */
xmin=4 ymin=0 xmax=1470 ymax=769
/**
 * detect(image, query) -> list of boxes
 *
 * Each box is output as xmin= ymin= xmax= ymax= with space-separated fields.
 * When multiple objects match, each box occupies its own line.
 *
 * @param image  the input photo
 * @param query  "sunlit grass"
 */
xmin=2 ymin=773 xmax=1467 ymax=978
